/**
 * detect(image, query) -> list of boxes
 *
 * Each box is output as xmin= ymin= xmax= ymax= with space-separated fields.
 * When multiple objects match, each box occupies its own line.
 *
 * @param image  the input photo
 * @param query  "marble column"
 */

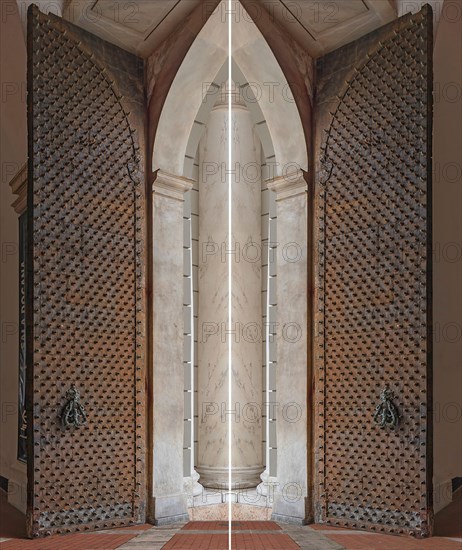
xmin=151 ymin=170 xmax=193 ymax=524
xmin=196 ymin=82 xmax=264 ymax=489
xmin=267 ymin=171 xmax=309 ymax=524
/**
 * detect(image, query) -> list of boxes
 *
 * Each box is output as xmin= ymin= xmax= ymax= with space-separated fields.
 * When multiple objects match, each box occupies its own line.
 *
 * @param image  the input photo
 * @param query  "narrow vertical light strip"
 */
xmin=265 ymin=216 xmax=271 ymax=491
xmin=227 ymin=1 xmax=233 ymax=548
xmin=189 ymin=210 xmax=195 ymax=498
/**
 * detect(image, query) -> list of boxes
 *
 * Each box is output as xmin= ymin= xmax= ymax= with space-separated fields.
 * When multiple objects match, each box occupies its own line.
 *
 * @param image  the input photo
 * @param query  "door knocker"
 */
xmin=373 ymin=384 xmax=400 ymax=428
xmin=61 ymin=385 xmax=87 ymax=428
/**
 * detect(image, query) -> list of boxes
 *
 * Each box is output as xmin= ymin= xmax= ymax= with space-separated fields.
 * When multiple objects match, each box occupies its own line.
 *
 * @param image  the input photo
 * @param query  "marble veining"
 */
xmin=197 ymin=82 xmax=264 ymax=488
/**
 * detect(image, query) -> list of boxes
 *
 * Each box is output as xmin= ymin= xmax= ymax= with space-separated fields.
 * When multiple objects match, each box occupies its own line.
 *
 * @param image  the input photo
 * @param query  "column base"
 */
xmin=148 ymin=494 xmax=189 ymax=525
xmin=184 ymin=470 xmax=205 ymax=499
xmin=256 ymin=469 xmax=278 ymax=498
xmin=196 ymin=465 xmax=264 ymax=489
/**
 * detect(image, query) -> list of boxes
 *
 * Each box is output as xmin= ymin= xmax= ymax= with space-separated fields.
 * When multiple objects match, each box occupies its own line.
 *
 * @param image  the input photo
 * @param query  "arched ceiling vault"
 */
xmin=14 ymin=0 xmax=447 ymax=180
xmin=16 ymin=1 xmax=445 ymax=57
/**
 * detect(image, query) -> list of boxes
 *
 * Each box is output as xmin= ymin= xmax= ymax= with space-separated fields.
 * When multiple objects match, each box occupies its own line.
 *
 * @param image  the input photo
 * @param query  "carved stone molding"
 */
xmin=266 ymin=169 xmax=307 ymax=201
xmin=9 ymin=163 xmax=27 ymax=214
xmin=152 ymin=169 xmax=193 ymax=201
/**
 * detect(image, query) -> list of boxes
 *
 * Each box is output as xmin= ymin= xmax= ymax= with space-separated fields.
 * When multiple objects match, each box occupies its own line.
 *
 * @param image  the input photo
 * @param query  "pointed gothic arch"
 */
xmin=151 ymin=1 xmax=308 ymax=179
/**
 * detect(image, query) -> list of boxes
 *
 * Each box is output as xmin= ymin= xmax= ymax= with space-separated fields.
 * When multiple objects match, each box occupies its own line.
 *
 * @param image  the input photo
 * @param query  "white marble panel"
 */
xmin=267 ymin=173 xmax=309 ymax=524
xmin=151 ymin=171 xmax=193 ymax=523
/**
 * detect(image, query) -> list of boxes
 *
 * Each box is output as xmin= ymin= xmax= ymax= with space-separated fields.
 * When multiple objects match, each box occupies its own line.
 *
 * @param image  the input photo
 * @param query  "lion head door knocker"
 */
xmin=373 ymin=384 xmax=400 ymax=428
xmin=61 ymin=385 xmax=87 ymax=429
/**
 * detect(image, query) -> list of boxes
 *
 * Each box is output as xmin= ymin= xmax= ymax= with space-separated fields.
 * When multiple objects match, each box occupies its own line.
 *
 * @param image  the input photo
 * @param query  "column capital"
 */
xmin=266 ymin=169 xmax=307 ymax=201
xmin=152 ymin=169 xmax=193 ymax=201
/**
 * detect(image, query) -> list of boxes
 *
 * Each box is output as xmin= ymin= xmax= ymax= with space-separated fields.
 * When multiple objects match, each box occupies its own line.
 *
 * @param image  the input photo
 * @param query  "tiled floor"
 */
xmin=1 ymin=493 xmax=461 ymax=549
xmin=0 ymin=531 xmax=145 ymax=550
xmin=311 ymin=524 xmax=462 ymax=550
xmin=316 ymin=496 xmax=462 ymax=549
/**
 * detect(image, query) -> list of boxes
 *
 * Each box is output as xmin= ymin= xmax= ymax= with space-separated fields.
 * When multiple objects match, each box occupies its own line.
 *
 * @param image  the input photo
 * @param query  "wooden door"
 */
xmin=313 ymin=5 xmax=433 ymax=537
xmin=26 ymin=6 xmax=146 ymax=537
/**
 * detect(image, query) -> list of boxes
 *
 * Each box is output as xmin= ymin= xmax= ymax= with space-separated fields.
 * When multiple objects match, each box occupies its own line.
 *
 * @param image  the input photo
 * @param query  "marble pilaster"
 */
xmin=267 ymin=170 xmax=310 ymax=524
xmin=151 ymin=170 xmax=193 ymax=524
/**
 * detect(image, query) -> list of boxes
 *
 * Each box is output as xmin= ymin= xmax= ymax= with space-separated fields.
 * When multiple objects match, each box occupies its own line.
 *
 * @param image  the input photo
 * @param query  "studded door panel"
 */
xmin=26 ymin=7 xmax=146 ymax=537
xmin=313 ymin=7 xmax=433 ymax=537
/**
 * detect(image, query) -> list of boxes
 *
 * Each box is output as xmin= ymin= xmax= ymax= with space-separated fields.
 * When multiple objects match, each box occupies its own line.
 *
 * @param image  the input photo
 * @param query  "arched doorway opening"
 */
xmin=149 ymin=0 xmax=309 ymax=523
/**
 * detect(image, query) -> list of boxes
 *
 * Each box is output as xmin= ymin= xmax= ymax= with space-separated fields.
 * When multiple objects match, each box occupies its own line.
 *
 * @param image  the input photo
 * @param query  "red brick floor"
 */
xmin=1 ymin=521 xmax=461 ymax=550
xmin=315 ymin=496 xmax=462 ymax=549
xmin=164 ymin=522 xmax=299 ymax=549
xmin=181 ymin=521 xmax=282 ymax=531
xmin=0 ymin=532 xmax=140 ymax=550
xmin=313 ymin=523 xmax=462 ymax=550
xmin=0 ymin=524 xmax=152 ymax=550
